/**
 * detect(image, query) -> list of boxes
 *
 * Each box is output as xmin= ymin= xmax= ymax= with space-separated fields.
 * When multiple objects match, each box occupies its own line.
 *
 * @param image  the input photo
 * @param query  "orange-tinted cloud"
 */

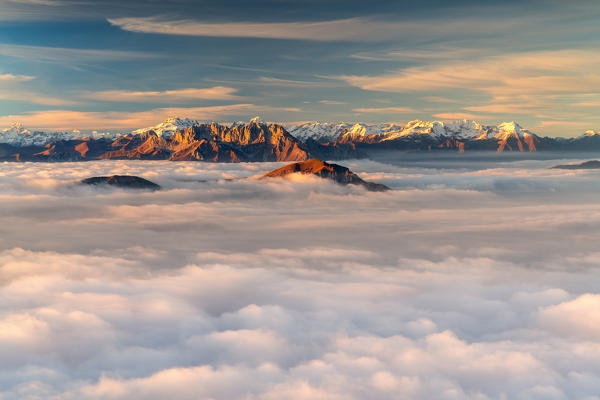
xmin=82 ymin=87 xmax=240 ymax=103
xmin=0 ymin=104 xmax=301 ymax=130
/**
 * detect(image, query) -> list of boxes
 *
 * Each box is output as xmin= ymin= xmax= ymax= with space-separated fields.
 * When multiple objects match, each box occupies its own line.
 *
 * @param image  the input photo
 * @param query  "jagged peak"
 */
xmin=132 ymin=117 xmax=201 ymax=137
xmin=498 ymin=121 xmax=522 ymax=132
xmin=2 ymin=122 xmax=32 ymax=135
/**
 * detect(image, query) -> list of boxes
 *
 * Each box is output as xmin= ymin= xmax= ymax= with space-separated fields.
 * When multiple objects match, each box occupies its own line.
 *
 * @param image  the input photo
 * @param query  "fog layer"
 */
xmin=1 ymin=158 xmax=600 ymax=399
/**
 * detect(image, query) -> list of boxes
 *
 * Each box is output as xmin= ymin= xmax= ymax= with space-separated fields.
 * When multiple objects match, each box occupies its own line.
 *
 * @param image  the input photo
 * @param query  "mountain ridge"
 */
xmin=2 ymin=117 xmax=600 ymax=160
xmin=0 ymin=119 xmax=362 ymax=162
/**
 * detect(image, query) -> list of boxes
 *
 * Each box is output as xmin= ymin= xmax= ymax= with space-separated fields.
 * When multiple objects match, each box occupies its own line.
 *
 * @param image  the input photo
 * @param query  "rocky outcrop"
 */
xmin=261 ymin=159 xmax=390 ymax=191
xmin=80 ymin=175 xmax=161 ymax=190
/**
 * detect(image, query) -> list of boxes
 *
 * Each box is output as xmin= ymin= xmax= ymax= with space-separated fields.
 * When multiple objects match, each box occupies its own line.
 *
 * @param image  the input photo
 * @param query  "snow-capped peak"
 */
xmin=494 ymin=121 xmax=539 ymax=141
xmin=498 ymin=121 xmax=522 ymax=134
xmin=584 ymin=130 xmax=600 ymax=137
xmin=250 ymin=116 xmax=264 ymax=124
xmin=0 ymin=123 xmax=87 ymax=146
xmin=285 ymin=119 xmax=541 ymax=143
xmin=131 ymin=117 xmax=201 ymax=137
xmin=2 ymin=122 xmax=32 ymax=135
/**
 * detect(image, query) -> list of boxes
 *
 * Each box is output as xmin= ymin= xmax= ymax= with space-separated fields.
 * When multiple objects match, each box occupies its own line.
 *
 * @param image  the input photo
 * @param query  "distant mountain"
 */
xmin=0 ymin=122 xmax=82 ymax=146
xmin=261 ymin=159 xmax=390 ymax=192
xmin=286 ymin=120 xmax=543 ymax=152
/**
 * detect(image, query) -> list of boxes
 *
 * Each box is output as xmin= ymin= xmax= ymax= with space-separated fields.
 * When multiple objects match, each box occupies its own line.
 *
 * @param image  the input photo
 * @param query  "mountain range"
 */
xmin=0 ymin=117 xmax=360 ymax=162
xmin=2 ymin=117 xmax=600 ymax=162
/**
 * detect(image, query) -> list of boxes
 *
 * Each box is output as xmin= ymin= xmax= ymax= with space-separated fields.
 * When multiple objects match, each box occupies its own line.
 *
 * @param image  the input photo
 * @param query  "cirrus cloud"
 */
xmin=0 ymin=103 xmax=301 ymax=131
xmin=353 ymin=106 xmax=416 ymax=114
xmin=82 ymin=86 xmax=240 ymax=103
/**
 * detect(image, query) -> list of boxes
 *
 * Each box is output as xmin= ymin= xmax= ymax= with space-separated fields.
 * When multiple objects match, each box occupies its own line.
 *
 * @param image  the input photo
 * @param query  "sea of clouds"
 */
xmin=1 ymin=157 xmax=600 ymax=399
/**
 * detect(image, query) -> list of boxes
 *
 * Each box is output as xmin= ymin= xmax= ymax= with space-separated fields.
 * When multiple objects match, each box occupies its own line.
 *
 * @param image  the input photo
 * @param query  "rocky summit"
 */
xmin=80 ymin=175 xmax=161 ymax=190
xmin=0 ymin=119 xmax=362 ymax=162
xmin=261 ymin=159 xmax=390 ymax=192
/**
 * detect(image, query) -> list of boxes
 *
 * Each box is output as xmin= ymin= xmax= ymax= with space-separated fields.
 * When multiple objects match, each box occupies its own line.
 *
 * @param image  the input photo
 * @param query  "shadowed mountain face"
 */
xmin=0 ymin=121 xmax=363 ymax=162
xmin=552 ymin=160 xmax=600 ymax=169
xmin=261 ymin=159 xmax=390 ymax=192
xmin=80 ymin=175 xmax=161 ymax=190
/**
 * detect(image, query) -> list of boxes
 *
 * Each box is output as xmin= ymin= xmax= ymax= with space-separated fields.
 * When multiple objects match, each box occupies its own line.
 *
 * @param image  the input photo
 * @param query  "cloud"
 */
xmin=7 ymin=0 xmax=67 ymax=4
xmin=0 ymin=44 xmax=155 ymax=64
xmin=539 ymin=294 xmax=600 ymax=339
xmin=0 ymin=73 xmax=35 ymax=82
xmin=0 ymin=91 xmax=76 ymax=106
xmin=257 ymin=77 xmax=342 ymax=88
xmin=82 ymin=86 xmax=240 ymax=103
xmin=432 ymin=112 xmax=495 ymax=120
xmin=107 ymin=15 xmax=531 ymax=43
xmin=336 ymin=49 xmax=600 ymax=95
xmin=353 ymin=106 xmax=416 ymax=114
xmin=0 ymin=70 xmax=75 ymax=106
xmin=318 ymin=100 xmax=346 ymax=105
xmin=422 ymin=96 xmax=459 ymax=104
xmin=1 ymin=159 xmax=600 ymax=398
xmin=350 ymin=47 xmax=486 ymax=62
xmin=107 ymin=16 xmax=411 ymax=42
xmin=0 ymin=104 xmax=300 ymax=130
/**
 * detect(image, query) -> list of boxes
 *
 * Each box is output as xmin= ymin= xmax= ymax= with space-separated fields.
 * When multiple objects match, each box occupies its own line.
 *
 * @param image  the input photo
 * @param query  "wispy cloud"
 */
xmin=464 ymin=100 xmax=542 ymax=115
xmin=336 ymin=49 xmax=600 ymax=95
xmin=318 ymin=100 xmax=346 ymax=105
xmin=108 ymin=16 xmax=528 ymax=42
xmin=353 ymin=106 xmax=416 ymax=114
xmin=7 ymin=0 xmax=67 ymax=5
xmin=82 ymin=86 xmax=240 ymax=103
xmin=350 ymin=47 xmax=485 ymax=62
xmin=0 ymin=44 xmax=155 ymax=64
xmin=422 ymin=96 xmax=459 ymax=104
xmin=0 ymin=73 xmax=35 ymax=82
xmin=108 ymin=16 xmax=405 ymax=42
xmin=433 ymin=112 xmax=495 ymax=120
xmin=536 ymin=120 xmax=593 ymax=129
xmin=258 ymin=77 xmax=340 ymax=88
xmin=0 ymin=70 xmax=75 ymax=105
xmin=0 ymin=91 xmax=75 ymax=106
xmin=0 ymin=104 xmax=301 ymax=130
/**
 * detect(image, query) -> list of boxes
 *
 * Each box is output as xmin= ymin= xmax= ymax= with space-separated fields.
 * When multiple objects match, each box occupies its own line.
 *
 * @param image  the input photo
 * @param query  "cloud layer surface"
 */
xmin=1 ymin=158 xmax=600 ymax=399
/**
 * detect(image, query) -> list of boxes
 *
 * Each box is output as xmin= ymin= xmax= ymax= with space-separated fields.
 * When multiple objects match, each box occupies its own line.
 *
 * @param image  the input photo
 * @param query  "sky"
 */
xmin=0 ymin=0 xmax=599 ymax=136
xmin=3 ymin=157 xmax=600 ymax=398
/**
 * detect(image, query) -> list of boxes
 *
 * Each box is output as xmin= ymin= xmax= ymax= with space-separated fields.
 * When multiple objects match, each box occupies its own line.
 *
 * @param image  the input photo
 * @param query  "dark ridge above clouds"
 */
xmin=80 ymin=175 xmax=161 ymax=190
xmin=261 ymin=159 xmax=390 ymax=191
